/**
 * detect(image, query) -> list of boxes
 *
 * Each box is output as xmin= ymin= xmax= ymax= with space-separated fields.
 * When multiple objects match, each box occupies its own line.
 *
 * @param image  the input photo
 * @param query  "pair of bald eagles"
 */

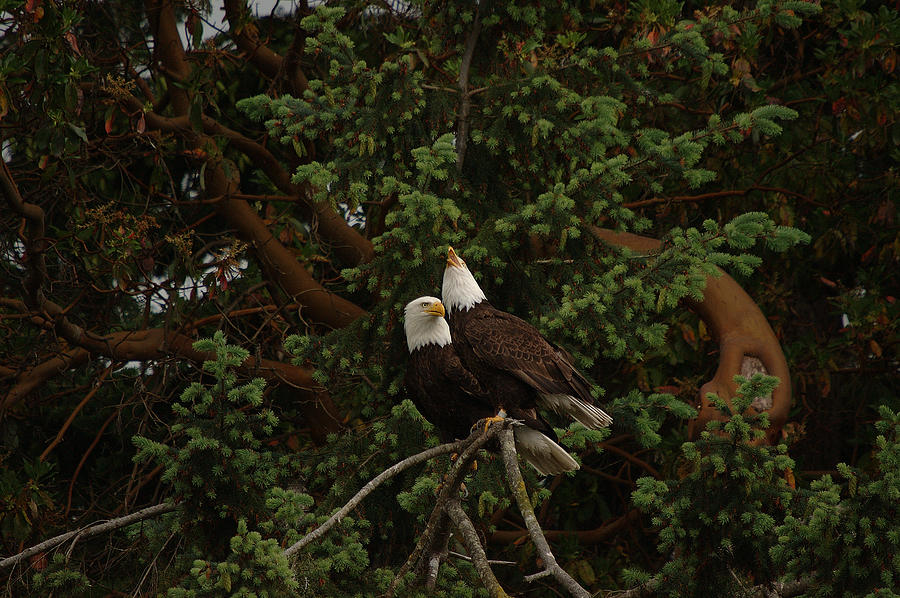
xmin=403 ymin=248 xmax=612 ymax=476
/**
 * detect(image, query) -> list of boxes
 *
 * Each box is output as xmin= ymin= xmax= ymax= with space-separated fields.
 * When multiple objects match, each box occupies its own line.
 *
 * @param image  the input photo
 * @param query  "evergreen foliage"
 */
xmin=630 ymin=375 xmax=795 ymax=595
xmin=771 ymin=406 xmax=900 ymax=597
xmin=132 ymin=333 xmax=303 ymax=597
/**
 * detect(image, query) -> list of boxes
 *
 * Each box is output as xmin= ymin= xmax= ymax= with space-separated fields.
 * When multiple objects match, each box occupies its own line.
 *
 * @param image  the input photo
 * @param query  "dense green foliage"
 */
xmin=1 ymin=0 xmax=897 ymax=596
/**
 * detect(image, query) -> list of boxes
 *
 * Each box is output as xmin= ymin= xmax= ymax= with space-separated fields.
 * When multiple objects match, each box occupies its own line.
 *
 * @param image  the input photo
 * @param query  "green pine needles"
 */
xmin=772 ymin=406 xmax=900 ymax=598
xmin=630 ymin=376 xmax=900 ymax=597
xmin=132 ymin=333 xmax=305 ymax=597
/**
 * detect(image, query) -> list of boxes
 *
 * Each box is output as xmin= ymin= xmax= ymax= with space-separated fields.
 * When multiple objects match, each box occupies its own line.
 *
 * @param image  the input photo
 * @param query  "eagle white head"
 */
xmin=442 ymin=247 xmax=487 ymax=313
xmin=403 ymin=296 xmax=452 ymax=353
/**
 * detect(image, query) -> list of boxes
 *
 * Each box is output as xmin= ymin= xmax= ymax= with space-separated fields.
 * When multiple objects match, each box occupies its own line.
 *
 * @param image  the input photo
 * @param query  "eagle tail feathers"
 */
xmin=540 ymin=393 xmax=613 ymax=429
xmin=513 ymin=426 xmax=579 ymax=476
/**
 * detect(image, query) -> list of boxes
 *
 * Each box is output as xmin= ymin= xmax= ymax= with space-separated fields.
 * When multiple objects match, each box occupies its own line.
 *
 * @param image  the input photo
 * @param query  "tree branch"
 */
xmin=284 ymin=437 xmax=469 ymax=557
xmin=388 ymin=420 xmax=508 ymax=597
xmin=1 ymin=302 xmax=341 ymax=440
xmin=281 ymin=1 xmax=312 ymax=97
xmin=125 ymin=96 xmax=374 ymax=267
xmin=499 ymin=427 xmax=590 ymax=598
xmin=456 ymin=7 xmax=481 ymax=171
xmin=139 ymin=0 xmax=374 ymax=268
xmin=623 ymin=185 xmax=812 ymax=209
xmin=489 ymin=509 xmax=640 ymax=545
xmin=144 ymin=0 xmax=190 ymax=114
xmin=222 ymin=0 xmax=300 ymax=92
xmin=0 ymin=502 xmax=177 ymax=571
xmin=1 ymin=158 xmax=49 ymax=313
xmin=612 ymin=576 xmax=811 ymax=597
xmin=140 ymin=0 xmax=370 ymax=318
xmin=1 ymin=347 xmax=91 ymax=413
xmin=445 ymin=498 xmax=509 ymax=598
xmin=39 ymin=366 xmax=112 ymax=461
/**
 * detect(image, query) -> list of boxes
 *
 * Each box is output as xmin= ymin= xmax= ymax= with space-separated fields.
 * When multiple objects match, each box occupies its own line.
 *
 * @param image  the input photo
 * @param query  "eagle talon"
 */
xmin=474 ymin=415 xmax=506 ymax=434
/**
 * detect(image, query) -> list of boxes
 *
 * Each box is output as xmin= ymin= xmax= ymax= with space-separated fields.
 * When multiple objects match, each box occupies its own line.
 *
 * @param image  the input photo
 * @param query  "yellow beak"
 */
xmin=425 ymin=301 xmax=446 ymax=318
xmin=446 ymin=246 xmax=464 ymax=268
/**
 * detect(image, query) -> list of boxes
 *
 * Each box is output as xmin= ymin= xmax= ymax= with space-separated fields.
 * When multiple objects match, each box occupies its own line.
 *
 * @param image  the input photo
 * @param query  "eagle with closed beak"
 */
xmin=403 ymin=296 xmax=579 ymax=476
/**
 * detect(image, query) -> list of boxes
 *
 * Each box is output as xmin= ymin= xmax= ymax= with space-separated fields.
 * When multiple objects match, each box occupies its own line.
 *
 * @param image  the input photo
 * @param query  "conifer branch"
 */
xmin=499 ymin=428 xmax=590 ymax=598
xmin=588 ymin=226 xmax=791 ymax=445
xmin=0 ymin=502 xmax=177 ymax=571
xmin=285 ymin=437 xmax=469 ymax=556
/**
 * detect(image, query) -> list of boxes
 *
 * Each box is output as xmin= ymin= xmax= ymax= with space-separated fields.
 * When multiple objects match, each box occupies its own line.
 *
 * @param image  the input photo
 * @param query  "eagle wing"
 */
xmin=404 ymin=346 xmax=496 ymax=441
xmin=461 ymin=308 xmax=595 ymax=401
xmin=442 ymin=352 xmax=490 ymax=399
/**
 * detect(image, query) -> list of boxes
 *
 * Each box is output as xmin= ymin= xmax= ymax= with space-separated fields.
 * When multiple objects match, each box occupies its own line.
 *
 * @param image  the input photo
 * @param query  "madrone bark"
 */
xmin=589 ymin=227 xmax=791 ymax=445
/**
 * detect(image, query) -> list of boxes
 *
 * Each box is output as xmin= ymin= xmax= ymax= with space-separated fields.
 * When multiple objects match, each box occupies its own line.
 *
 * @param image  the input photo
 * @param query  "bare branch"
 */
xmin=448 ymin=551 xmax=517 ymax=566
xmin=1 ymin=301 xmax=341 ymax=439
xmin=284 ymin=437 xmax=469 ymax=556
xmin=222 ymin=0 xmax=299 ymax=90
xmin=623 ymin=185 xmax=812 ymax=209
xmin=445 ymin=498 xmax=510 ymax=598
xmin=144 ymin=0 xmax=191 ymax=114
xmin=0 ymin=502 xmax=177 ymax=571
xmin=489 ymin=509 xmax=640 ymax=545
xmin=611 ymin=576 xmax=811 ymax=598
xmin=499 ymin=427 xmax=590 ymax=598
xmin=388 ymin=420 xmax=507 ymax=597
xmin=39 ymin=366 xmax=112 ymax=461
xmin=120 ymin=96 xmax=374 ymax=267
xmin=1 ymin=158 xmax=48 ymax=312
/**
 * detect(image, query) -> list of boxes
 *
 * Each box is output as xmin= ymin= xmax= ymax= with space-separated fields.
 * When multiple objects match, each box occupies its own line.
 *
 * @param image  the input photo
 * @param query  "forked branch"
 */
xmin=285 ymin=437 xmax=469 ymax=556
xmin=499 ymin=427 xmax=590 ymax=598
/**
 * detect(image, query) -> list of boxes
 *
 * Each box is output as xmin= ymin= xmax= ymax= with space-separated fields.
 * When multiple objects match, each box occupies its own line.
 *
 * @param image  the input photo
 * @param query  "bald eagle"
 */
xmin=441 ymin=248 xmax=613 ymax=431
xmin=403 ymin=296 xmax=579 ymax=475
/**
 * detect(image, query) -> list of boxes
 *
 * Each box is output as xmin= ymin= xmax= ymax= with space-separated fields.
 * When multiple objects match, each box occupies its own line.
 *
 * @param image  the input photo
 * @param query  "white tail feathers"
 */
xmin=513 ymin=426 xmax=579 ymax=476
xmin=539 ymin=394 xmax=613 ymax=429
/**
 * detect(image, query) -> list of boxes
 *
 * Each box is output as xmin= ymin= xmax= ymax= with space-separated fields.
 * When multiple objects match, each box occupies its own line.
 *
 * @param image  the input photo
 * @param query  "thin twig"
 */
xmin=284 ymin=437 xmax=468 ymax=556
xmin=448 ymin=551 xmax=517 ymax=566
xmin=445 ymin=499 xmax=509 ymax=598
xmin=611 ymin=576 xmax=811 ymax=598
xmin=40 ymin=366 xmax=113 ymax=462
xmin=65 ymin=409 xmax=120 ymax=517
xmin=0 ymin=502 xmax=177 ymax=571
xmin=499 ymin=428 xmax=590 ymax=598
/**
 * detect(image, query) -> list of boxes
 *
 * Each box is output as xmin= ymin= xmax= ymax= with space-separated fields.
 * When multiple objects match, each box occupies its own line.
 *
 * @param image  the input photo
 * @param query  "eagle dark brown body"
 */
xmin=403 ymin=295 xmax=579 ymax=475
xmin=404 ymin=343 xmax=495 ymax=442
xmin=442 ymin=247 xmax=612 ymax=430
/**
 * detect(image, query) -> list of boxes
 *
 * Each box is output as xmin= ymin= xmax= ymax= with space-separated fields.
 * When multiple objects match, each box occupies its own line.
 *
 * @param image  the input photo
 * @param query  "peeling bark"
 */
xmin=589 ymin=227 xmax=791 ymax=444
